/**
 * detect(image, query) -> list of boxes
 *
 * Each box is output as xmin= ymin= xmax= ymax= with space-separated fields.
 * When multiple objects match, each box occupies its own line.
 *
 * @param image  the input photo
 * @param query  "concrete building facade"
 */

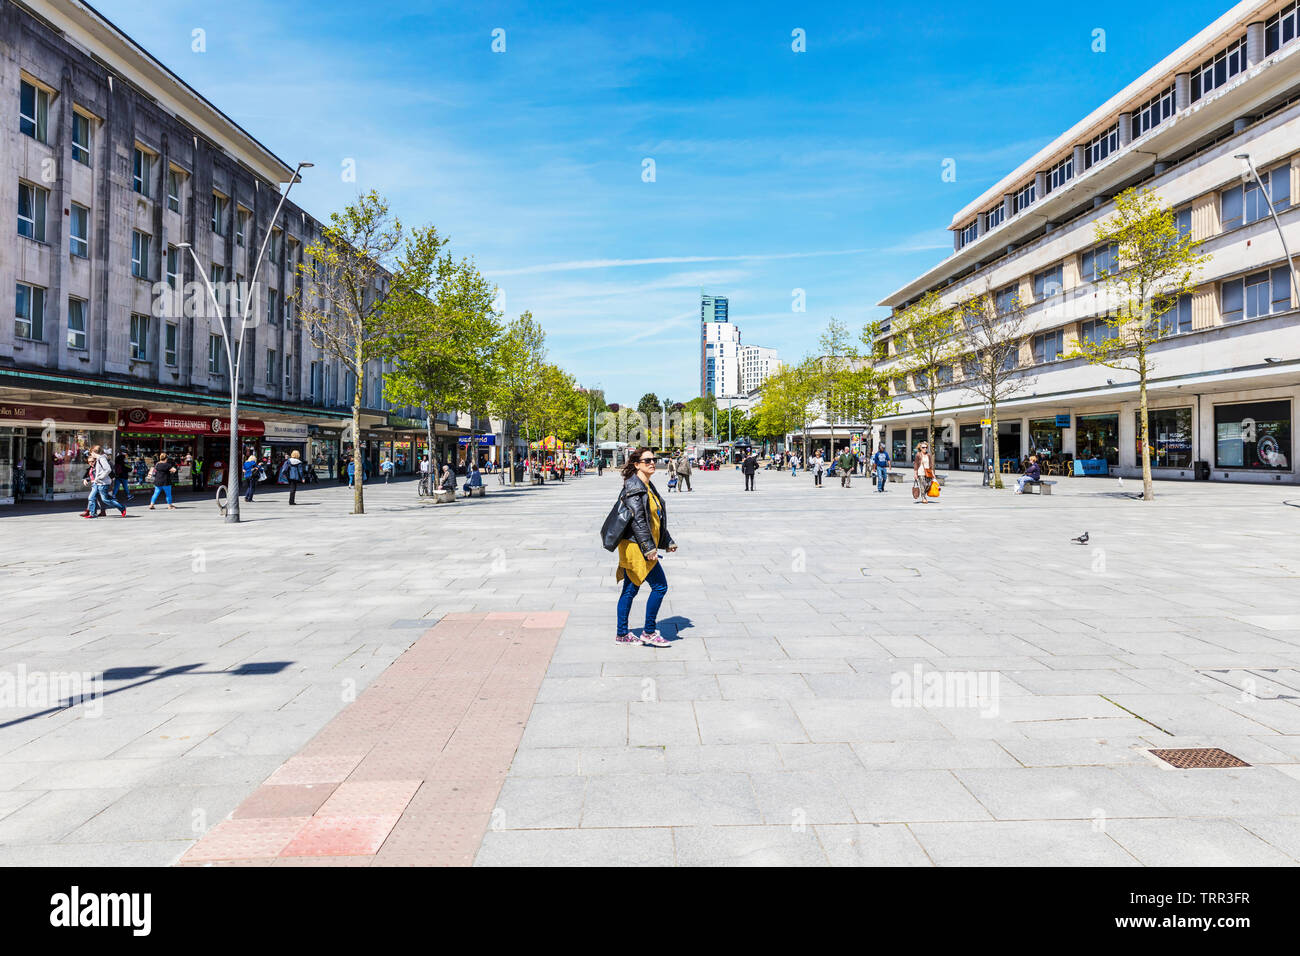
xmin=875 ymin=0 xmax=1300 ymax=484
xmin=1 ymin=0 xmax=488 ymax=503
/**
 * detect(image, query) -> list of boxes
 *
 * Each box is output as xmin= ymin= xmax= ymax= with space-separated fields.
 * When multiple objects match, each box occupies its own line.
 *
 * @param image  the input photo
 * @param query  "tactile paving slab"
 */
xmin=178 ymin=612 xmax=564 ymax=866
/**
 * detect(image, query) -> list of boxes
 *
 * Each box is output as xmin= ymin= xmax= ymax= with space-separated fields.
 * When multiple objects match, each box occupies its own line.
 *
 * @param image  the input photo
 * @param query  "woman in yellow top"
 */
xmin=613 ymin=447 xmax=677 ymax=646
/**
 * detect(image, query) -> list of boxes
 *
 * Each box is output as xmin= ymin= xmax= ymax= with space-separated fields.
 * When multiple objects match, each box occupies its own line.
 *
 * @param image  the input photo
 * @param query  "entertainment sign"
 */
xmin=117 ymin=408 xmax=265 ymax=436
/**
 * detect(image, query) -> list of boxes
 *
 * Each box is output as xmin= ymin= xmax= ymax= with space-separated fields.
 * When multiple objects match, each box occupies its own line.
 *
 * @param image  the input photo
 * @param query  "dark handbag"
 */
xmin=600 ymin=492 xmax=634 ymax=552
xmin=911 ymin=479 xmax=921 ymax=500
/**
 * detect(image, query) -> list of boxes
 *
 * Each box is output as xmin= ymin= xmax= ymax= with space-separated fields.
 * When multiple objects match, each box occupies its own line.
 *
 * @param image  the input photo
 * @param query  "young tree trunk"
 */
xmin=990 ymin=397 xmax=1003 ymax=490
xmin=352 ymin=350 xmax=364 ymax=515
xmin=1139 ymin=357 xmax=1153 ymax=501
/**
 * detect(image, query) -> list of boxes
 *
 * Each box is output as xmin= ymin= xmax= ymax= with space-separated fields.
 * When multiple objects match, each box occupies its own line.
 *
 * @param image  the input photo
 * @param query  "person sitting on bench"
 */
xmin=1015 ymin=455 xmax=1041 ymax=494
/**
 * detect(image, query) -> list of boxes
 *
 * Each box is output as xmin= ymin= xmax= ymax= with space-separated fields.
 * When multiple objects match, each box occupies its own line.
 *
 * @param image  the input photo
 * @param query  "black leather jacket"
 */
xmin=620 ymin=475 xmax=674 ymax=553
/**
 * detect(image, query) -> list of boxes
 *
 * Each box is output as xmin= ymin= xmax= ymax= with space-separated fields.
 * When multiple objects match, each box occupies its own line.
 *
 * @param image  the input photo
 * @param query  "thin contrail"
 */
xmin=488 ymin=248 xmax=875 ymax=276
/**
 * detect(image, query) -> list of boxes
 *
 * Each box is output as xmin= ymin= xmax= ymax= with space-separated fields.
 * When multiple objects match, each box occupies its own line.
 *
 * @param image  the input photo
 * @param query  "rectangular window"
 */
xmin=69 ymin=203 xmax=89 ymax=257
xmin=1222 ymin=269 xmax=1292 ymax=321
xmin=212 ymin=194 xmax=228 ymax=234
xmin=267 ymin=349 xmax=277 ymax=385
xmin=131 ymin=231 xmax=151 ymax=278
xmin=1080 ymin=317 xmax=1118 ymax=347
xmin=19 ymin=80 xmax=49 ymax=142
xmin=1215 ymin=400 xmax=1291 ymax=470
xmin=167 ymin=169 xmax=182 ymax=213
xmin=1076 ymin=413 xmax=1120 ymax=465
xmin=130 ymin=313 xmax=149 ymax=360
xmin=1085 ymin=124 xmax=1119 ymax=168
xmin=15 ymin=283 xmax=45 ymax=340
xmin=164 ymin=322 xmax=178 ymax=367
xmin=267 ymin=288 xmax=279 ymax=324
xmin=72 ymin=112 xmax=92 ymax=165
xmin=1132 ymin=85 xmax=1176 ymax=139
xmin=1013 ymin=182 xmax=1035 ymax=214
xmin=270 ymin=229 xmax=283 ymax=264
xmin=1080 ymin=242 xmax=1119 ymax=282
xmin=1266 ymin=1 xmax=1299 ymax=55
xmin=1033 ymin=264 xmax=1063 ymax=300
xmin=1220 ymin=163 xmax=1290 ymax=230
xmin=1138 ymin=407 xmax=1194 ymax=469
xmin=1175 ymin=207 xmax=1192 ymax=239
xmin=67 ymin=297 xmax=87 ymax=350
xmin=208 ymin=334 xmax=224 ymax=374
xmin=1158 ymin=294 xmax=1193 ymax=336
xmin=958 ymin=220 xmax=978 ymax=248
xmin=132 ymin=148 xmax=152 ymax=196
xmin=1191 ymin=36 xmax=1247 ymax=101
xmin=18 ymin=182 xmax=48 ymax=242
xmin=994 ymin=284 xmax=1018 ymax=315
xmin=1032 ymin=329 xmax=1064 ymax=364
xmin=986 ymin=203 xmax=1005 ymax=230
xmin=1046 ymin=156 xmax=1073 ymax=194
xmin=167 ymin=245 xmax=180 ymax=290
xmin=236 ymin=209 xmax=249 ymax=247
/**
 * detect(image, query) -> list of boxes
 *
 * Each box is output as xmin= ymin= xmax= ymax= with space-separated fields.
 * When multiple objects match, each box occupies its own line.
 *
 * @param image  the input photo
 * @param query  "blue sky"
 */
xmin=98 ymin=0 xmax=1231 ymax=405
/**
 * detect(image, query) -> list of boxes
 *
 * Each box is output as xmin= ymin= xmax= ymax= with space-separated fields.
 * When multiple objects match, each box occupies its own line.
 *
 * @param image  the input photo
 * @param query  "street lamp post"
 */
xmin=178 ymin=160 xmax=312 ymax=522
xmin=1235 ymin=153 xmax=1300 ymax=304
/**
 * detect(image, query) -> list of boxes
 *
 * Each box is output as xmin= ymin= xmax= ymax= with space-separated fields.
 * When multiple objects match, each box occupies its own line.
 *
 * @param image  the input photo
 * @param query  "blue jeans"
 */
xmin=616 ymin=561 xmax=668 ymax=636
xmin=244 ymin=475 xmax=257 ymax=501
xmin=112 ymin=477 xmax=130 ymax=500
xmin=87 ymin=483 xmax=122 ymax=513
xmin=150 ymin=485 xmax=174 ymax=505
xmin=876 ymin=467 xmax=888 ymax=491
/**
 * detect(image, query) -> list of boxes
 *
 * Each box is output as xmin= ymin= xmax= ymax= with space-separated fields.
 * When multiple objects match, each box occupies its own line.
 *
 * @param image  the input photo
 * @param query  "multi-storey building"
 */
xmin=1 ymin=0 xmax=485 ymax=503
xmin=876 ymin=0 xmax=1299 ymax=484
xmin=699 ymin=292 xmax=781 ymax=399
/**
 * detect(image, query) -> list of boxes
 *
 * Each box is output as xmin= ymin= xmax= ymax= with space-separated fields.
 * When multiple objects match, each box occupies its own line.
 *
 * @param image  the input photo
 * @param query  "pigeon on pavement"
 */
xmin=1072 ymin=531 xmax=1089 ymax=545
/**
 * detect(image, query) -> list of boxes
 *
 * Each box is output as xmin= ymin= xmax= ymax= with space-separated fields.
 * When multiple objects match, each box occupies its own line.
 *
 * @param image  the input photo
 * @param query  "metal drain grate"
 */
xmin=1150 ymin=748 xmax=1250 ymax=769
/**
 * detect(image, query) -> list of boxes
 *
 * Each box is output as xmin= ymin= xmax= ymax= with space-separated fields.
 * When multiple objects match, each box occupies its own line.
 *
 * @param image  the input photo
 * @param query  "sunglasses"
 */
xmin=638 ymin=458 xmax=656 ymax=464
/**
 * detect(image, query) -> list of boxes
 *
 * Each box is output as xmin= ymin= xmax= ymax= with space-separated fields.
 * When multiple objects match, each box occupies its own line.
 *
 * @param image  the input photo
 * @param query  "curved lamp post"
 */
xmin=177 ymin=161 xmax=312 ymax=521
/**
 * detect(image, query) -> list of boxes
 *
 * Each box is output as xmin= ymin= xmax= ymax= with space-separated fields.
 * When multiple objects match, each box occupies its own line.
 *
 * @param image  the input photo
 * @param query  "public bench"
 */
xmin=1022 ymin=480 xmax=1057 ymax=496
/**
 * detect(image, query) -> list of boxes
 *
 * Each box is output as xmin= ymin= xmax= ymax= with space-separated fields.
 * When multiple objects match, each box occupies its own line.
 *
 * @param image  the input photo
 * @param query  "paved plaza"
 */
xmin=2 ymin=468 xmax=1300 ymax=866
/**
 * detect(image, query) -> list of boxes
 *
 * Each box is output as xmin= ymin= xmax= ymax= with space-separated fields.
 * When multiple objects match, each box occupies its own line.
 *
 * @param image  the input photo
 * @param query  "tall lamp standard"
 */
xmin=1235 ymin=153 xmax=1300 ymax=303
xmin=178 ymin=160 xmax=313 ymax=522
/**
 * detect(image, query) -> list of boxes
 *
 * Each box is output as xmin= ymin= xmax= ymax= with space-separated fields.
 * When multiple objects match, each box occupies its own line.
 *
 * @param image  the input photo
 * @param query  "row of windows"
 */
xmin=958 ymin=17 xmax=1300 ymax=250
xmin=19 ymin=79 xmax=95 ymax=166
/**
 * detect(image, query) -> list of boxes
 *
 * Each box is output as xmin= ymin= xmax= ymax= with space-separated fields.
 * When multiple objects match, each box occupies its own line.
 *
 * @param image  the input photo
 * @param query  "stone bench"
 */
xmin=1022 ymin=480 xmax=1056 ymax=495
xmin=433 ymin=490 xmax=456 ymax=503
xmin=465 ymin=486 xmax=486 ymax=498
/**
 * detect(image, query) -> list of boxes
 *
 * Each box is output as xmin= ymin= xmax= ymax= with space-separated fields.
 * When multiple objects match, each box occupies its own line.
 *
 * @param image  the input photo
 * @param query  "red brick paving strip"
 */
xmin=177 ymin=612 xmax=565 ymax=867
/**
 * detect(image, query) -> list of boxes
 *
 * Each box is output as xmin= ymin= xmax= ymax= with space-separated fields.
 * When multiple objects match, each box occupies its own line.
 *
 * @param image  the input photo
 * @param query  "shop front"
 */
xmin=1075 ymin=413 xmax=1120 ymax=466
xmin=1139 ymin=407 xmax=1194 ymax=470
xmin=0 ymin=403 xmax=117 ymax=503
xmin=958 ymin=424 xmax=983 ymax=470
xmin=459 ymin=433 xmax=495 ymax=470
xmin=259 ymin=421 xmax=310 ymax=465
xmin=116 ymin=408 xmax=264 ymax=492
xmin=1214 ymin=399 xmax=1291 ymax=472
xmin=1029 ymin=416 xmax=1068 ymax=459
xmin=308 ymin=426 xmax=341 ymax=481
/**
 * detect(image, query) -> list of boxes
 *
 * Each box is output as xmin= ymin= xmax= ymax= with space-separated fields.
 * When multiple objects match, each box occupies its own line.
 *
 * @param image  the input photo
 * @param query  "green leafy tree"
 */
xmin=814 ymin=317 xmax=857 ymax=456
xmin=491 ymin=311 xmax=547 ymax=484
xmin=298 ymin=191 xmax=443 ymax=514
xmin=1065 ymin=187 xmax=1209 ymax=501
xmin=894 ymin=290 xmax=964 ymax=461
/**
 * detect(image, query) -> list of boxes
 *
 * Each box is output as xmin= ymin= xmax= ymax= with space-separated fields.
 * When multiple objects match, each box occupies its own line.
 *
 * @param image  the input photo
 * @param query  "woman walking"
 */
xmin=148 ymin=452 xmax=178 ymax=510
xmin=605 ymin=447 xmax=676 ymax=647
xmin=812 ymin=451 xmax=826 ymax=488
xmin=913 ymin=440 xmax=934 ymax=505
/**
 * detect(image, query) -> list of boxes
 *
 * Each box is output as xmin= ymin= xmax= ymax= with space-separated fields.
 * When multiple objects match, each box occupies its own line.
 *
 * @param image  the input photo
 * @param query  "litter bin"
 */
xmin=1194 ymin=460 xmax=1210 ymax=481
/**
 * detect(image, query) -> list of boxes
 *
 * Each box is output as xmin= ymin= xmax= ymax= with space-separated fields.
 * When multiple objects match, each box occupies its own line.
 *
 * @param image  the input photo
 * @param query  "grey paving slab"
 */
xmin=581 ymin=773 xmax=764 ymax=827
xmin=815 ymin=823 xmax=934 ymax=866
xmin=475 ymin=827 xmax=676 ymax=867
xmin=954 ymin=767 xmax=1175 ymax=820
xmin=492 ymin=776 xmax=586 ymax=830
xmin=672 ymin=825 xmax=829 ymax=866
xmin=909 ymin=820 xmax=1140 ymax=866
xmin=1104 ymin=818 xmax=1298 ymax=866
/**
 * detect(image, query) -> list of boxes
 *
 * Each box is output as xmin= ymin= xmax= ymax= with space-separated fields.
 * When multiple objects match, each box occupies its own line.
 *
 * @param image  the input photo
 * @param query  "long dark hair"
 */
xmin=621 ymin=446 xmax=652 ymax=480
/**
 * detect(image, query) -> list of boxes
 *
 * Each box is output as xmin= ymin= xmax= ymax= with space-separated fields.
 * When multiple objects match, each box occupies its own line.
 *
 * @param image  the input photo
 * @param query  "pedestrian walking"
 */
xmin=147 ymin=452 xmax=179 ymax=510
xmin=112 ymin=453 xmax=133 ymax=502
xmin=381 ymin=456 xmax=394 ymax=483
xmin=741 ymin=451 xmax=758 ymax=491
xmin=279 ymin=449 xmax=306 ymax=504
xmin=913 ymin=440 xmax=935 ymax=504
xmin=675 ymin=453 xmax=692 ymax=492
xmin=790 ymin=452 xmax=800 ymax=477
xmin=838 ymin=446 xmax=857 ymax=488
xmin=243 ymin=454 xmax=260 ymax=502
xmin=602 ymin=446 xmax=676 ymax=647
xmin=192 ymin=455 xmax=205 ymax=491
xmin=13 ymin=457 xmax=26 ymax=504
xmin=812 ymin=452 xmax=826 ymax=488
xmin=597 ymin=458 xmax=604 ymax=477
xmin=872 ymin=443 xmax=891 ymax=492
xmin=80 ymin=445 xmax=125 ymax=517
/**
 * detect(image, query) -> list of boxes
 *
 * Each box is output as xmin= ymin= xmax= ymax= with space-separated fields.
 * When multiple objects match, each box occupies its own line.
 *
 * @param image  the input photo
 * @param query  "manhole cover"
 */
xmin=1150 ymin=748 xmax=1250 ymax=769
